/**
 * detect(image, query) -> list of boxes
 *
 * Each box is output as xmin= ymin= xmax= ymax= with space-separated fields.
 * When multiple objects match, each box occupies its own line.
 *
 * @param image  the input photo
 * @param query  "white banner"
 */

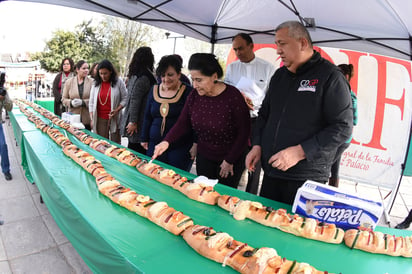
xmin=227 ymin=45 xmax=412 ymax=188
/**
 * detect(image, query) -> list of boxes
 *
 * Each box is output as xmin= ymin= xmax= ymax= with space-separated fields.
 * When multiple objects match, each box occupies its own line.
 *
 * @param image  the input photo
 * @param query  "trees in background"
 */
xmin=30 ymin=30 xmax=82 ymax=72
xmin=30 ymin=15 xmax=229 ymax=76
xmin=103 ymin=16 xmax=162 ymax=77
xmin=31 ymin=16 xmax=160 ymax=76
xmin=183 ymin=37 xmax=230 ymax=74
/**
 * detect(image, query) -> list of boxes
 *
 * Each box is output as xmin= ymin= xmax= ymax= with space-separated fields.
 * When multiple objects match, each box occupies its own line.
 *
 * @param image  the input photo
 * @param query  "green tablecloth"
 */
xmin=9 ymin=106 xmax=37 ymax=146
xmin=11 ymin=108 xmax=412 ymax=274
xmin=9 ymin=106 xmax=38 ymax=182
xmin=34 ymin=98 xmax=54 ymax=113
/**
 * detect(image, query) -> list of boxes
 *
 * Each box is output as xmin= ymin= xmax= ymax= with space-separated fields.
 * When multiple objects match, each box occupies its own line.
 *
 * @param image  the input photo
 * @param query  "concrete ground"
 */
xmin=0 ymin=113 xmax=411 ymax=273
xmin=0 ymin=117 xmax=92 ymax=274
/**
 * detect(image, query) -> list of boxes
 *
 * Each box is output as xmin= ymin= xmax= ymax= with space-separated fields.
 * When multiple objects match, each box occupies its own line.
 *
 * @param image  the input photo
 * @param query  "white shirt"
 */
xmin=225 ymin=56 xmax=275 ymax=117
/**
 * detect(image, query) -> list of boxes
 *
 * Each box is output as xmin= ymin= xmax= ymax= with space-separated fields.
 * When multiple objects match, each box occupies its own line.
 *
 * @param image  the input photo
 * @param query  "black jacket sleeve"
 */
xmin=301 ymin=71 xmax=353 ymax=161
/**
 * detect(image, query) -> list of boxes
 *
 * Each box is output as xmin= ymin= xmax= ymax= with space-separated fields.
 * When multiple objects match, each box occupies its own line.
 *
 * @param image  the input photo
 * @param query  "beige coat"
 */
xmin=62 ymin=76 xmax=93 ymax=128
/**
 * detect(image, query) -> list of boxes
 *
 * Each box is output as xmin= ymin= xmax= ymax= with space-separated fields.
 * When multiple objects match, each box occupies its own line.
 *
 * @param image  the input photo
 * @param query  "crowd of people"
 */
xmin=47 ymin=20 xmax=353 ymax=200
xmin=20 ymin=20 xmax=408 ymax=229
xmin=151 ymin=21 xmax=354 ymax=203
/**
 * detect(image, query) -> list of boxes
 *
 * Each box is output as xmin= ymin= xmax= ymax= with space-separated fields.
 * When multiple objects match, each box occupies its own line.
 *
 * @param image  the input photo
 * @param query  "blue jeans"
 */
xmin=0 ymin=123 xmax=10 ymax=174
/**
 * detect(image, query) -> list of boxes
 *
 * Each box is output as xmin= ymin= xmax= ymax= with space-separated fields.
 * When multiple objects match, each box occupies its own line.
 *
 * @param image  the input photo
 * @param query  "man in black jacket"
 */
xmin=246 ymin=21 xmax=353 ymax=205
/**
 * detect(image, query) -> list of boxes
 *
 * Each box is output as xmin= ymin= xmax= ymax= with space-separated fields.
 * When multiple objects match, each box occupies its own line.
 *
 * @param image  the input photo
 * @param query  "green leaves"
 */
xmin=30 ymin=16 xmax=161 ymax=76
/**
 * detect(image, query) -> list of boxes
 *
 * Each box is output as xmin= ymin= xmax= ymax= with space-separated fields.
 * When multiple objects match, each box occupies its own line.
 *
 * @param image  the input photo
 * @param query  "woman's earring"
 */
xmin=213 ymin=80 xmax=218 ymax=84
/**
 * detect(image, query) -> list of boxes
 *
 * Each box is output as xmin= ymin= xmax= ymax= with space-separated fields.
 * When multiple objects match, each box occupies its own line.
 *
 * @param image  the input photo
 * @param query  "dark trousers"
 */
xmin=196 ymin=153 xmax=245 ymax=189
xmin=244 ymin=117 xmax=262 ymax=194
xmin=147 ymin=141 xmax=193 ymax=172
xmin=330 ymin=142 xmax=350 ymax=179
xmin=403 ymin=209 xmax=412 ymax=223
xmin=260 ymin=175 xmax=306 ymax=205
xmin=0 ymin=124 xmax=10 ymax=174
xmin=54 ymin=100 xmax=63 ymax=117
xmin=245 ymin=154 xmax=262 ymax=194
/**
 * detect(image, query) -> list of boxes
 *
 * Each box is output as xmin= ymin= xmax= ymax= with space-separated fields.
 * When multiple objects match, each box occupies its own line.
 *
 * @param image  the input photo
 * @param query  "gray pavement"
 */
xmin=0 ymin=112 xmax=411 ymax=273
xmin=0 ymin=117 xmax=92 ymax=274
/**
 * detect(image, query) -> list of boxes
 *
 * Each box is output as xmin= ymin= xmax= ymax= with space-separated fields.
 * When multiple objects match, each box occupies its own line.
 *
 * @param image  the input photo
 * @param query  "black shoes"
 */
xmin=4 ymin=172 xmax=12 ymax=181
xmin=395 ymin=220 xmax=411 ymax=230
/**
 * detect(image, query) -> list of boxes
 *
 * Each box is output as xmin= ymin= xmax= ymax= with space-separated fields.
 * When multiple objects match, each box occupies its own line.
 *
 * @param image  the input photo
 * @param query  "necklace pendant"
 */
xmin=160 ymin=103 xmax=169 ymax=117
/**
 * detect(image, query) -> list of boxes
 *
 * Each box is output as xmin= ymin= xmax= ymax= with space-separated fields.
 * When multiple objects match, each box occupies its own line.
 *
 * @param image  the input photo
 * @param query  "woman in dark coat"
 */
xmin=141 ymin=55 xmax=194 ymax=171
xmin=120 ymin=47 xmax=157 ymax=154
xmin=52 ymin=57 xmax=75 ymax=116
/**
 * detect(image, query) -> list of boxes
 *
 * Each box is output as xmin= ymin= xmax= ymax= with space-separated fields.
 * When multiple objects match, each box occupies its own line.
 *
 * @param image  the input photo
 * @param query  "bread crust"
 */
xmin=127 ymin=195 xmax=157 ymax=218
xmin=182 ymin=225 xmax=236 ymax=263
xmin=115 ymin=150 xmax=141 ymax=166
xmin=37 ymin=123 xmax=49 ymax=133
xmin=60 ymin=139 xmax=73 ymax=148
xmin=218 ymin=195 xmax=344 ymax=244
xmin=218 ymin=195 xmax=241 ymax=214
xmin=70 ymin=128 xmax=93 ymax=145
xmin=147 ymin=202 xmax=194 ymax=235
xmin=124 ymin=194 xmax=156 ymax=218
xmin=147 ymin=170 xmax=220 ymax=205
xmin=104 ymin=146 xmax=122 ymax=158
xmin=155 ymin=169 xmax=183 ymax=187
xmin=90 ymin=139 xmax=112 ymax=154
xmin=181 ymin=182 xmax=220 ymax=205
xmin=81 ymin=158 xmax=104 ymax=177
xmin=95 ymin=172 xmax=114 ymax=185
xmin=136 ymin=160 xmax=163 ymax=178
xmin=182 ymin=225 xmax=326 ymax=274
xmin=98 ymin=180 xmax=121 ymax=196
xmin=106 ymin=185 xmax=130 ymax=202
xmin=344 ymin=228 xmax=412 ymax=257
xmin=109 ymin=187 xmax=135 ymax=204
xmin=63 ymin=145 xmax=81 ymax=162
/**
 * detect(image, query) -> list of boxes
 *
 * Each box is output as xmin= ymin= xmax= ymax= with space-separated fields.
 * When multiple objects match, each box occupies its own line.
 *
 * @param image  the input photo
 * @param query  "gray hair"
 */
xmin=275 ymin=21 xmax=313 ymax=47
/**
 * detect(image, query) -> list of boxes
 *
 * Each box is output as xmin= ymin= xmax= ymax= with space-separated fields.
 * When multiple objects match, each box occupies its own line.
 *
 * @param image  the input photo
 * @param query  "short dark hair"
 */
xmin=60 ymin=58 xmax=74 ymax=72
xmin=275 ymin=21 xmax=313 ymax=47
xmin=156 ymin=55 xmax=182 ymax=77
xmin=188 ymin=53 xmax=223 ymax=78
xmin=128 ymin=47 xmax=155 ymax=78
xmin=232 ymin=33 xmax=253 ymax=45
xmin=95 ymin=59 xmax=118 ymax=87
xmin=338 ymin=64 xmax=354 ymax=81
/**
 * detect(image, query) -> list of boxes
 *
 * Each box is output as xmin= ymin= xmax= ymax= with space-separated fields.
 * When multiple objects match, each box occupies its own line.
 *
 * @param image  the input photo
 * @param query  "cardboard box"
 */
xmin=292 ymin=181 xmax=384 ymax=230
xmin=62 ymin=112 xmax=80 ymax=124
xmin=61 ymin=112 xmax=84 ymax=129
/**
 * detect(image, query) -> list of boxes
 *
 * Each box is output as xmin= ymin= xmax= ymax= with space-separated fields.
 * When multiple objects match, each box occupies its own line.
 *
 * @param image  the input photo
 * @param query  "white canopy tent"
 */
xmin=2 ymin=0 xmax=412 ymax=60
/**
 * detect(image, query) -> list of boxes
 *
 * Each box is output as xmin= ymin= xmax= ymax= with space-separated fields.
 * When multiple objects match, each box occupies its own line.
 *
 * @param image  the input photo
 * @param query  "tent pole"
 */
xmin=388 ymin=120 xmax=412 ymax=217
xmin=210 ymin=23 xmax=218 ymax=54
xmin=410 ymin=35 xmax=412 ymax=60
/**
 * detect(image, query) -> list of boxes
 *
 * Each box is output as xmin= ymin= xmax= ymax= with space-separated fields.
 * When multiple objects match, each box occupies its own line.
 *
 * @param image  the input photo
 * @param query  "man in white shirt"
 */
xmin=225 ymin=33 xmax=275 ymax=194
